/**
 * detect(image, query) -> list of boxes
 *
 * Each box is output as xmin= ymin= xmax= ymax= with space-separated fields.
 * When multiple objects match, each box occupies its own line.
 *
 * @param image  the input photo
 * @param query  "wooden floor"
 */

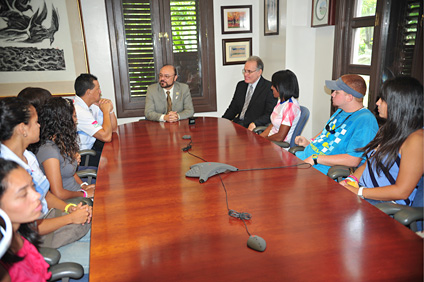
xmin=89 ymin=117 xmax=423 ymax=281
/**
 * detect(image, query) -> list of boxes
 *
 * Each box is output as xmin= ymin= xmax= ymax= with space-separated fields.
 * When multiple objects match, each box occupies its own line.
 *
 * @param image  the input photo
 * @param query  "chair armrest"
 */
xmin=78 ymin=149 xmax=96 ymax=157
xmin=49 ymin=262 xmax=84 ymax=281
xmin=40 ymin=247 xmax=60 ymax=266
xmin=65 ymin=197 xmax=93 ymax=207
xmin=252 ymin=126 xmax=268 ymax=134
xmin=375 ymin=203 xmax=405 ymax=216
xmin=271 ymin=141 xmax=290 ymax=148
xmin=76 ymin=169 xmax=97 ymax=179
xmin=76 ymin=169 xmax=97 ymax=185
xmin=288 ymin=146 xmax=305 ymax=155
xmin=394 ymin=207 xmax=424 ymax=226
xmin=327 ymin=165 xmax=353 ymax=182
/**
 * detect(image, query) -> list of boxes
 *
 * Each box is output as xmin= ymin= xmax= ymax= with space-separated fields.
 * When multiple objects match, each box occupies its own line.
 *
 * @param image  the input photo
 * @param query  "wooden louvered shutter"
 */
xmin=106 ymin=0 xmax=216 ymax=118
xmin=399 ymin=0 xmax=422 ymax=81
xmin=123 ymin=1 xmax=156 ymax=98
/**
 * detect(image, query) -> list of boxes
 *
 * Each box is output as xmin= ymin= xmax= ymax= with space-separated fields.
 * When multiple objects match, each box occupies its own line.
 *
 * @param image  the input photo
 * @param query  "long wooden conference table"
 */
xmin=89 ymin=117 xmax=423 ymax=281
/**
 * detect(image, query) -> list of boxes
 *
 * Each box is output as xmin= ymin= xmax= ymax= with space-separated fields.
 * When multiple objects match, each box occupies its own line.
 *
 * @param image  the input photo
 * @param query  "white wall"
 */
xmin=80 ymin=0 xmax=334 ymax=139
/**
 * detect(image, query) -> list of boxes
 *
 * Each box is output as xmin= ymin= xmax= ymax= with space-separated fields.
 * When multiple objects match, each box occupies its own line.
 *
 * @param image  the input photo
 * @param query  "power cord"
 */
xmin=218 ymin=174 xmax=252 ymax=236
xmin=182 ymin=137 xmax=313 ymax=237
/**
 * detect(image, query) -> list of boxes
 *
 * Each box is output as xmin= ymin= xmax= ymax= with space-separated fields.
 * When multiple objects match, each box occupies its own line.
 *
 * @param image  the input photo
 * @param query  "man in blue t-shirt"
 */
xmin=295 ymin=74 xmax=378 ymax=175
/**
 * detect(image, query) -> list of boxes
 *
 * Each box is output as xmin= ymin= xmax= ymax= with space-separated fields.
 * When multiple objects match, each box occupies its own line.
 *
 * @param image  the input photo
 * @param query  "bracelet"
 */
xmin=110 ymin=111 xmax=114 ymax=114
xmin=347 ymin=175 xmax=359 ymax=183
xmin=64 ymin=203 xmax=77 ymax=213
xmin=80 ymin=182 xmax=88 ymax=188
xmin=79 ymin=189 xmax=88 ymax=198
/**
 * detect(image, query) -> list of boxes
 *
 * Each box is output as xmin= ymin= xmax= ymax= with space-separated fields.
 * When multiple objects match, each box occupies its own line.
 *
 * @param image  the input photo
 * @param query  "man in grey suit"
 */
xmin=145 ymin=65 xmax=194 ymax=122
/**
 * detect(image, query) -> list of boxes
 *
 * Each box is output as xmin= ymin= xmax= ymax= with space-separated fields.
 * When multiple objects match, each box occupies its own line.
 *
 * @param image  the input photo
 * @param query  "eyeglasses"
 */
xmin=242 ymin=69 xmax=258 ymax=75
xmin=158 ymin=74 xmax=175 ymax=79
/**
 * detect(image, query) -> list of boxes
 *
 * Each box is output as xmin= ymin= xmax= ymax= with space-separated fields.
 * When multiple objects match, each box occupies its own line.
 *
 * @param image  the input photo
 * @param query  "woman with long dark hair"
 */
xmin=31 ymin=97 xmax=95 ymax=200
xmin=258 ymin=69 xmax=301 ymax=142
xmin=0 ymin=158 xmax=51 ymax=281
xmin=341 ymin=76 xmax=423 ymax=205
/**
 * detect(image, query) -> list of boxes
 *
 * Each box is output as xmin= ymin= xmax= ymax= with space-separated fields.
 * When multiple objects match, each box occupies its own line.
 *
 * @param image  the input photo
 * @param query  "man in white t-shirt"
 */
xmin=74 ymin=74 xmax=117 ymax=166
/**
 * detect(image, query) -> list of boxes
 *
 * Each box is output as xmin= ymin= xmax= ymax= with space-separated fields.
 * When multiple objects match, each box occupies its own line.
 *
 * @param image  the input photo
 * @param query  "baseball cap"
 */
xmin=325 ymin=75 xmax=366 ymax=98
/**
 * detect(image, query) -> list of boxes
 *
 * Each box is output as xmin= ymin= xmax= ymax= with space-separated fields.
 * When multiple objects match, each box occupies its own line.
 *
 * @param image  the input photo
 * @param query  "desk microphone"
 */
xmin=182 ymin=135 xmax=192 ymax=151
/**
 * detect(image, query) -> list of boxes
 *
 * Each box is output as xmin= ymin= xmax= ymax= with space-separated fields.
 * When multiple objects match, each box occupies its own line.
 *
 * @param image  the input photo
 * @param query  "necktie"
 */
xmin=240 ymin=85 xmax=253 ymax=120
xmin=166 ymin=91 xmax=172 ymax=113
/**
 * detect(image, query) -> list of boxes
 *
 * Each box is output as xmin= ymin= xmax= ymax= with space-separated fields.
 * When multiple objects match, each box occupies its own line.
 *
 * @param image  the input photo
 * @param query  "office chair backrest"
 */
xmin=289 ymin=105 xmax=310 ymax=147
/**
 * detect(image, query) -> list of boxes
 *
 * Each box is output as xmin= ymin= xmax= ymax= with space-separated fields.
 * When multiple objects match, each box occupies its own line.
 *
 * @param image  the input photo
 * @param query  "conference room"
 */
xmin=0 ymin=0 xmax=422 ymax=281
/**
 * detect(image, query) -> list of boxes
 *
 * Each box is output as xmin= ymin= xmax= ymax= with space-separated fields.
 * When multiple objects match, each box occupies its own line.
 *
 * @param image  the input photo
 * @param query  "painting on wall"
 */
xmin=0 ymin=0 xmax=88 ymax=96
xmin=222 ymin=38 xmax=252 ymax=65
xmin=264 ymin=0 xmax=279 ymax=35
xmin=311 ymin=0 xmax=336 ymax=27
xmin=221 ymin=5 xmax=252 ymax=34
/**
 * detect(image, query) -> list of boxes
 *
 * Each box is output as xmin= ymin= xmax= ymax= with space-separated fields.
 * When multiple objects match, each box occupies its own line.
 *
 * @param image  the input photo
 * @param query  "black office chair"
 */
xmin=77 ymin=149 xmax=97 ymax=184
xmin=375 ymin=177 xmax=423 ymax=232
xmin=39 ymin=247 xmax=84 ymax=282
xmin=254 ymin=105 xmax=310 ymax=148
xmin=0 ymin=209 xmax=83 ymax=282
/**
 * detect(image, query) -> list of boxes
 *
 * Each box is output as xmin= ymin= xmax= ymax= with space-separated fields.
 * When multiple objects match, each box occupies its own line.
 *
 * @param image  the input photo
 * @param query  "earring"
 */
xmin=23 ymin=132 xmax=27 ymax=137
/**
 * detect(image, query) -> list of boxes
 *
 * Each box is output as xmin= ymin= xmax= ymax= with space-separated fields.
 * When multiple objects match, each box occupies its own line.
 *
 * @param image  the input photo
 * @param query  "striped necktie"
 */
xmin=166 ymin=91 xmax=172 ymax=113
xmin=240 ymin=85 xmax=253 ymax=120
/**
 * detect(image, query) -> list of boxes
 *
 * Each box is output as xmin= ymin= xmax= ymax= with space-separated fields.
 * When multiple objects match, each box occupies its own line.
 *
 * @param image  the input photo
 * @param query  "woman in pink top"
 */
xmin=260 ymin=70 xmax=301 ymax=143
xmin=0 ymin=158 xmax=51 ymax=281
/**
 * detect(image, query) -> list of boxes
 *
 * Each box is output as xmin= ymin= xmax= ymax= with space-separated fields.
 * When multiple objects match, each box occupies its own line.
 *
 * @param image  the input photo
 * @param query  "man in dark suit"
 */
xmin=222 ymin=56 xmax=277 ymax=130
xmin=145 ymin=64 xmax=194 ymax=122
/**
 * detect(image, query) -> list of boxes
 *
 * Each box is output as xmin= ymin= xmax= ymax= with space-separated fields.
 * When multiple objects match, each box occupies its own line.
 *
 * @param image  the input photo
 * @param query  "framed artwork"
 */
xmin=222 ymin=38 xmax=252 ymax=66
xmin=221 ymin=5 xmax=252 ymax=34
xmin=264 ymin=0 xmax=279 ymax=35
xmin=0 ymin=0 xmax=89 ymax=96
xmin=311 ymin=0 xmax=336 ymax=27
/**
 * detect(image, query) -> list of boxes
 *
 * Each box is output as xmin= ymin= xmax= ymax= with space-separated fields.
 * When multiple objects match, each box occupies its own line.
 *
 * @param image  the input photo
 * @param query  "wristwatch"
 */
xmin=312 ymin=154 xmax=318 ymax=165
xmin=358 ymin=187 xmax=365 ymax=199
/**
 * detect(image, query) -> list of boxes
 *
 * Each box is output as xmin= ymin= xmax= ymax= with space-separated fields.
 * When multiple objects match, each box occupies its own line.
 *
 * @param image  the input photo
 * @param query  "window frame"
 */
xmin=332 ymin=0 xmax=422 ymax=111
xmin=105 ymin=0 xmax=216 ymax=118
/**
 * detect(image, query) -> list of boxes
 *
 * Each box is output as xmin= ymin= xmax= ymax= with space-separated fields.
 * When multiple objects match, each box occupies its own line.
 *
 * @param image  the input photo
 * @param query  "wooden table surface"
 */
xmin=89 ymin=117 xmax=423 ymax=281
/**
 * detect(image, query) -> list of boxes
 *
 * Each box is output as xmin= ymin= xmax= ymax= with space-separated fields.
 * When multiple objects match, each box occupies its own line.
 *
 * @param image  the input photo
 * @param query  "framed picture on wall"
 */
xmin=264 ymin=0 xmax=279 ymax=35
xmin=222 ymin=38 xmax=252 ymax=65
xmin=311 ymin=0 xmax=336 ymax=27
xmin=0 ymin=0 xmax=89 ymax=96
xmin=221 ymin=5 xmax=252 ymax=34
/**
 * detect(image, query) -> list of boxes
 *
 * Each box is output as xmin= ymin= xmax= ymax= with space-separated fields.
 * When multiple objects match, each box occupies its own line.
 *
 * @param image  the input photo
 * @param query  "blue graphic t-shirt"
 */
xmin=296 ymin=108 xmax=378 ymax=175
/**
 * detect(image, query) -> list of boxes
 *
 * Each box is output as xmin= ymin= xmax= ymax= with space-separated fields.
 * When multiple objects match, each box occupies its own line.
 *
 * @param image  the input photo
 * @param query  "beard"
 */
xmin=160 ymin=80 xmax=174 ymax=89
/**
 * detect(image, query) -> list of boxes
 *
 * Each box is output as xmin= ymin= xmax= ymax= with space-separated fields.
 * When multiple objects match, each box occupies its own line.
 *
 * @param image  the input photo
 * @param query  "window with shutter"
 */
xmin=106 ymin=0 xmax=216 ymax=118
xmin=333 ymin=0 xmax=423 ymax=112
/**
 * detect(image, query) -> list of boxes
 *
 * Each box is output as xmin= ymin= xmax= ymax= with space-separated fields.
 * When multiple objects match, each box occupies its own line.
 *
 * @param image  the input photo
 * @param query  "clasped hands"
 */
xmin=67 ymin=202 xmax=93 ymax=225
xmin=165 ymin=111 xmax=179 ymax=122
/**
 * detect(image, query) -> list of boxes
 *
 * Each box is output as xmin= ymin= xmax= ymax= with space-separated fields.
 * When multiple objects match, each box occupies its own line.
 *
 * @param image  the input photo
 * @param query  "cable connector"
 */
xmin=228 ymin=209 xmax=251 ymax=220
xmin=182 ymin=145 xmax=192 ymax=152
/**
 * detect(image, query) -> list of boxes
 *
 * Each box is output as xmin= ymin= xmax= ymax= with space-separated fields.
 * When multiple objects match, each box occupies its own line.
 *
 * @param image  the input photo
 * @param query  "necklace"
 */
xmin=325 ymin=107 xmax=364 ymax=134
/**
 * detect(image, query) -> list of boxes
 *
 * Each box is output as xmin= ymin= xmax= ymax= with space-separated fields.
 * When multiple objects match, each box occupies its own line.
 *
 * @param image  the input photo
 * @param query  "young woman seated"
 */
xmin=0 ymin=158 xmax=51 ymax=281
xmin=341 ymin=76 xmax=423 ymax=205
xmin=258 ymin=70 xmax=301 ymax=143
xmin=32 ymin=98 xmax=95 ymax=200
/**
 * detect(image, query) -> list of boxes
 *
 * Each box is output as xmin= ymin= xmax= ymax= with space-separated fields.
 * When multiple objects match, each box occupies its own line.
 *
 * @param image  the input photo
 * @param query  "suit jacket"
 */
xmin=145 ymin=81 xmax=194 ymax=121
xmin=222 ymin=76 xmax=276 ymax=128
